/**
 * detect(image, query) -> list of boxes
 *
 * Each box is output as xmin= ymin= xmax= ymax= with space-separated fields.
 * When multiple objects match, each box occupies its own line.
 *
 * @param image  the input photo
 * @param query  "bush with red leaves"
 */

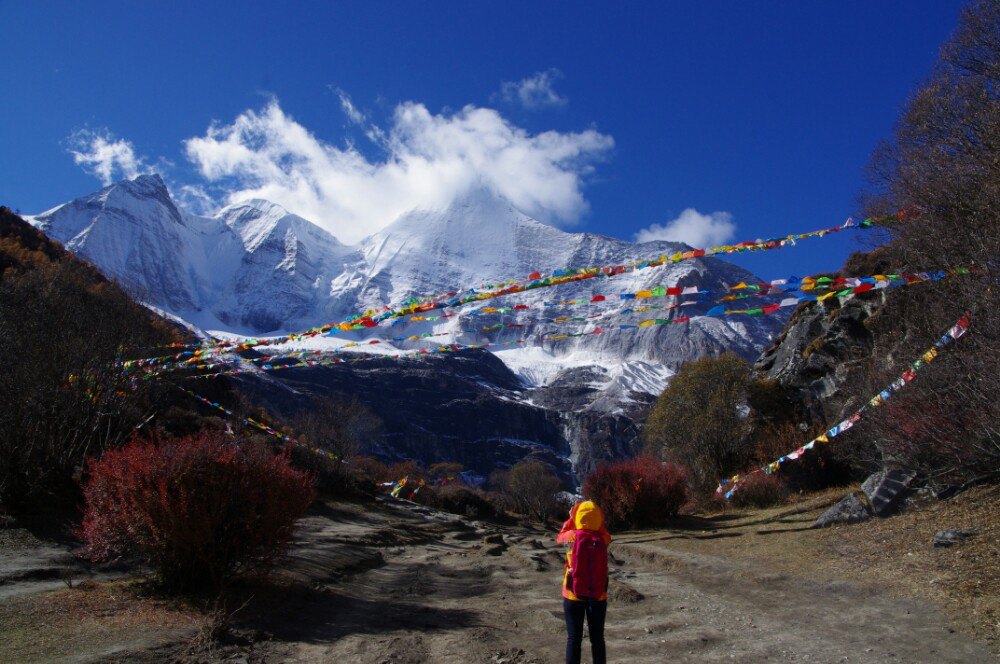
xmin=728 ymin=473 xmax=789 ymax=509
xmin=583 ymin=456 xmax=688 ymax=530
xmin=79 ymin=432 xmax=315 ymax=592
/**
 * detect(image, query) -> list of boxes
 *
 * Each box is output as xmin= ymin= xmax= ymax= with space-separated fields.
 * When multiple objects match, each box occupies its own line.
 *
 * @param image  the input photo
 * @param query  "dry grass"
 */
xmin=664 ymin=483 xmax=1000 ymax=652
xmin=0 ymin=580 xmax=200 ymax=663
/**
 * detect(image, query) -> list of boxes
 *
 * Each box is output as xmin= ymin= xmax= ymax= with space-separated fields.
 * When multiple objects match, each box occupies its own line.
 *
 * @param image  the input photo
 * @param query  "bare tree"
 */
xmin=503 ymin=459 xmax=563 ymax=522
xmin=284 ymin=394 xmax=382 ymax=492
xmin=858 ymin=0 xmax=1000 ymax=482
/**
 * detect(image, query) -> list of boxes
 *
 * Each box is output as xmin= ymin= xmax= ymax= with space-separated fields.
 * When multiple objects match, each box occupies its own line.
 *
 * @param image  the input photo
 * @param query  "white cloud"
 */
xmin=67 ymin=129 xmax=153 ymax=186
xmin=334 ymin=88 xmax=366 ymax=125
xmin=183 ymin=99 xmax=612 ymax=243
xmin=634 ymin=208 xmax=737 ymax=248
xmin=172 ymin=183 xmax=217 ymax=216
xmin=496 ymin=69 xmax=568 ymax=110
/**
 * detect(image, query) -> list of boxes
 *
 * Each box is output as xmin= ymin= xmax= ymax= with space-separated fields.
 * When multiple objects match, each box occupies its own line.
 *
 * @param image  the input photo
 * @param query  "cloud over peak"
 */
xmin=66 ymin=129 xmax=155 ymax=186
xmin=635 ymin=208 xmax=737 ymax=248
xmin=183 ymin=98 xmax=613 ymax=243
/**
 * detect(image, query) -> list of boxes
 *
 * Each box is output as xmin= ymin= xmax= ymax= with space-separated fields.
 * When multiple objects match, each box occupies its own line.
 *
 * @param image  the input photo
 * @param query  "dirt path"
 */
xmin=1 ymin=497 xmax=994 ymax=663
xmin=244 ymin=498 xmax=993 ymax=663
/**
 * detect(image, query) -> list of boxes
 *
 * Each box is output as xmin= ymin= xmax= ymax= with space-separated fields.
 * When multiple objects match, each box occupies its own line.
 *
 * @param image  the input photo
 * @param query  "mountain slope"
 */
xmin=28 ymin=176 xmax=785 ymax=360
xmin=26 ymin=176 xmax=791 ymax=479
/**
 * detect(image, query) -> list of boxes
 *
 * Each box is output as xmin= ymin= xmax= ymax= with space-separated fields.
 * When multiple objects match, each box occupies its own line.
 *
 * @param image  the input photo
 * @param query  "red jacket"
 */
xmin=556 ymin=501 xmax=611 ymax=601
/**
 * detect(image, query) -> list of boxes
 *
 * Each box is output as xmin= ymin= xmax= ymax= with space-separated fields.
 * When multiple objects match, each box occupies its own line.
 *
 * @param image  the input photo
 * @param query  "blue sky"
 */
xmin=0 ymin=1 xmax=965 ymax=278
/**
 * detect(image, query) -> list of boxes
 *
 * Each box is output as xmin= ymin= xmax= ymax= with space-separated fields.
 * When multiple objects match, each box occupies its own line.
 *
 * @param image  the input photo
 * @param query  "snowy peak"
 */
xmin=28 ymin=176 xmax=787 ymax=364
xmin=362 ymin=184 xmax=573 ymax=282
xmin=27 ymin=174 xmax=202 ymax=311
xmin=218 ymin=199 xmax=344 ymax=254
xmin=32 ymin=173 xmax=181 ymax=241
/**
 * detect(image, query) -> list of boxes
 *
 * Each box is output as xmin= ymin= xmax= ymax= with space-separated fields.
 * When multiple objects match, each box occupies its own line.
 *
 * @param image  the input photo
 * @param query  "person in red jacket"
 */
xmin=557 ymin=501 xmax=611 ymax=664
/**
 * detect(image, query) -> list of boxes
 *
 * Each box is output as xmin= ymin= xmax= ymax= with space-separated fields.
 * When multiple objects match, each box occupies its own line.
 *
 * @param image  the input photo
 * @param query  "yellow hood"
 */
xmin=573 ymin=501 xmax=604 ymax=531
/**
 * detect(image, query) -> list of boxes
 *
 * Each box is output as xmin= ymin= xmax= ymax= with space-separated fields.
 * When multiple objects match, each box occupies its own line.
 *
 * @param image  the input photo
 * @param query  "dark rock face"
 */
xmin=813 ymin=493 xmax=873 ymax=527
xmin=754 ymin=297 xmax=883 ymax=423
xmin=526 ymin=365 xmax=654 ymax=480
xmin=233 ymin=349 xmax=648 ymax=487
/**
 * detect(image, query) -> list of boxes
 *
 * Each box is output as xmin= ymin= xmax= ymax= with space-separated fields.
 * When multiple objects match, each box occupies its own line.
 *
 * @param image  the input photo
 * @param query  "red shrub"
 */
xmin=728 ymin=473 xmax=789 ymax=509
xmin=79 ymin=432 xmax=315 ymax=592
xmin=583 ymin=456 xmax=688 ymax=530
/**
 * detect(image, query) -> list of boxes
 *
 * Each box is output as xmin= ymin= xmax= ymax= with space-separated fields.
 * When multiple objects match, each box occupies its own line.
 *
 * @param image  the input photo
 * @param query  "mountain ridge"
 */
xmin=22 ymin=175 xmax=793 ymax=479
xmin=27 ymin=174 xmax=787 ymax=386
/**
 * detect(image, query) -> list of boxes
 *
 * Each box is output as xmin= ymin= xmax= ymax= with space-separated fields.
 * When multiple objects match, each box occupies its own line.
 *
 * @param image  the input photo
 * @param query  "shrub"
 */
xmin=728 ymin=473 xmax=789 ymax=509
xmin=642 ymin=354 xmax=752 ymax=493
xmin=584 ymin=456 xmax=688 ymax=530
xmin=79 ymin=432 xmax=315 ymax=592
xmin=501 ymin=460 xmax=564 ymax=522
xmin=414 ymin=484 xmax=507 ymax=522
xmin=751 ymin=422 xmax=854 ymax=493
xmin=347 ymin=455 xmax=393 ymax=491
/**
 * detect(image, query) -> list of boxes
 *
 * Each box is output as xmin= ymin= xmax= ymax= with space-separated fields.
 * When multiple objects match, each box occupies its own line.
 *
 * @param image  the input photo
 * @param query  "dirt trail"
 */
xmin=1 ymin=497 xmax=994 ymax=663
xmin=243 ymin=498 xmax=993 ymax=663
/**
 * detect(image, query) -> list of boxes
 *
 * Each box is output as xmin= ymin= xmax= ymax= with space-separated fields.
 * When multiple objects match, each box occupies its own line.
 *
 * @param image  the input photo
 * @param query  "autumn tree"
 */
xmin=0 ymin=210 xmax=180 ymax=506
xmin=642 ymin=354 xmax=752 ymax=493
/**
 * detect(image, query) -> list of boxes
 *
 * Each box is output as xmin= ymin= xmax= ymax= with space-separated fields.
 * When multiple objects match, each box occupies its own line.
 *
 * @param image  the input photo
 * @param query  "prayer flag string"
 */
xmin=139 ymin=269 xmax=949 ymax=381
xmin=173 ymin=385 xmax=340 ymax=460
xmin=140 ymin=214 xmax=884 ymax=359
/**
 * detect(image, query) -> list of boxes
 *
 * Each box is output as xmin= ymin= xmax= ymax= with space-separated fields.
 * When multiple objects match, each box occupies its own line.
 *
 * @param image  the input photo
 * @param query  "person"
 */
xmin=556 ymin=500 xmax=611 ymax=664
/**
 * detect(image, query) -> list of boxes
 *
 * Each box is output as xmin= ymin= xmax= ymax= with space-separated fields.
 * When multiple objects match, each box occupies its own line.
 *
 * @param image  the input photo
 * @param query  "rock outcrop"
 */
xmin=754 ymin=296 xmax=884 ymax=423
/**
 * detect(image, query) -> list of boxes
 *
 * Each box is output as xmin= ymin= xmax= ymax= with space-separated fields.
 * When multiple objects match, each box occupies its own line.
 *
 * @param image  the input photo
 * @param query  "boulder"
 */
xmin=860 ymin=471 xmax=886 ymax=498
xmin=934 ymin=528 xmax=978 ymax=548
xmin=814 ymin=492 xmax=873 ymax=528
xmin=483 ymin=532 xmax=505 ymax=545
xmin=861 ymin=469 xmax=918 ymax=517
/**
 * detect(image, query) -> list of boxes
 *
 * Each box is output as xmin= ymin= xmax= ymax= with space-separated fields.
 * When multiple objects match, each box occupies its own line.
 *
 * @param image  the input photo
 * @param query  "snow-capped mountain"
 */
xmin=28 ymin=174 xmax=786 ymax=387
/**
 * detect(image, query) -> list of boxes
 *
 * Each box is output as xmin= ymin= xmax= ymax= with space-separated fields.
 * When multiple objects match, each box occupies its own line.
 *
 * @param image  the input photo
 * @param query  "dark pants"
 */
xmin=563 ymin=597 xmax=607 ymax=664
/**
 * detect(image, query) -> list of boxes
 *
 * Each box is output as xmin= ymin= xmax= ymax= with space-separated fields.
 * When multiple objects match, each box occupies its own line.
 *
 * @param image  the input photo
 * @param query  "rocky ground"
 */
xmin=0 ymin=488 xmax=996 ymax=663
